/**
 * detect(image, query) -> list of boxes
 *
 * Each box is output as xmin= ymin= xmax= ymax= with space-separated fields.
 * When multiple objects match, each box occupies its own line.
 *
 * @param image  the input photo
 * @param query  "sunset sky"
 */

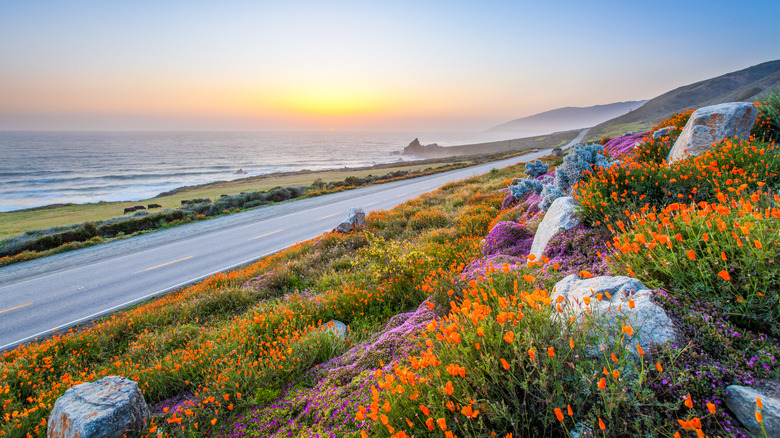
xmin=1 ymin=0 xmax=779 ymax=132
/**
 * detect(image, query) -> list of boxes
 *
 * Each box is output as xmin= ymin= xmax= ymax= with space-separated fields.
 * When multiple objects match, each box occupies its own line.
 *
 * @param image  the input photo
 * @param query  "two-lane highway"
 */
xmin=0 ymin=132 xmax=587 ymax=351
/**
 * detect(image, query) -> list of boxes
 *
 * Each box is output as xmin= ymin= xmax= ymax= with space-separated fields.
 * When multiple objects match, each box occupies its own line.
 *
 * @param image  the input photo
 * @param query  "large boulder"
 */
xmin=335 ymin=207 xmax=366 ymax=233
xmin=48 ymin=376 xmax=150 ymax=438
xmin=667 ymin=102 xmax=757 ymax=163
xmin=551 ymin=275 xmax=677 ymax=349
xmin=725 ymin=384 xmax=780 ymax=437
xmin=529 ymin=196 xmax=580 ymax=260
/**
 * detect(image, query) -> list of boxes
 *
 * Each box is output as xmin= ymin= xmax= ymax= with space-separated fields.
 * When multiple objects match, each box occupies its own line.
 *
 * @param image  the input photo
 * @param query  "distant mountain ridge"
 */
xmin=487 ymin=101 xmax=648 ymax=136
xmin=588 ymin=59 xmax=780 ymax=139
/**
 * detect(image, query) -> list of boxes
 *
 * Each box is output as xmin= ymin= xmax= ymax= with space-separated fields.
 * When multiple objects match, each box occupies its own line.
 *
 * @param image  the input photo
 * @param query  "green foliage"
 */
xmin=352 ymin=231 xmax=428 ymax=282
xmin=609 ymin=191 xmax=780 ymax=336
xmin=752 ymin=86 xmax=780 ymax=143
xmin=407 ymin=209 xmax=449 ymax=230
xmin=365 ymin=272 xmax=678 ymax=437
xmin=575 ymin=137 xmax=780 ymax=226
xmin=631 ymin=135 xmax=675 ymax=164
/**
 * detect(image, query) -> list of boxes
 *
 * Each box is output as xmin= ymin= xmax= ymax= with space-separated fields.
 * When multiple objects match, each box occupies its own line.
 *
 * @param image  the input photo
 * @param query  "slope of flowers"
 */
xmin=3 ymin=105 xmax=780 ymax=438
xmin=354 ymin=108 xmax=780 ymax=438
xmin=0 ymin=163 xmax=517 ymax=437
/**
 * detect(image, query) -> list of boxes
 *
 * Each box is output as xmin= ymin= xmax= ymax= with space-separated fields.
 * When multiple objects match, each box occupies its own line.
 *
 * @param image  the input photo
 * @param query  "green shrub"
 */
xmin=575 ymin=138 xmax=780 ymax=226
xmin=752 ymin=87 xmax=780 ymax=143
xmin=609 ymin=191 xmax=780 ymax=335
xmin=352 ymin=231 xmax=428 ymax=282
xmin=407 ymin=209 xmax=449 ymax=230
xmin=97 ymin=210 xmax=188 ymax=236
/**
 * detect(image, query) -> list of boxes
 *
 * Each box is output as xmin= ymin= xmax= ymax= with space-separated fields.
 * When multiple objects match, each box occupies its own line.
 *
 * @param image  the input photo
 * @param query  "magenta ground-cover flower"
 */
xmin=604 ymin=132 xmax=649 ymax=158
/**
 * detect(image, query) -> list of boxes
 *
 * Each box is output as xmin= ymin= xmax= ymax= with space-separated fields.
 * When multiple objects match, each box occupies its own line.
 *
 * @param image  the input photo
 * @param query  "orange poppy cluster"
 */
xmin=1 ymin=170 xmax=512 ymax=437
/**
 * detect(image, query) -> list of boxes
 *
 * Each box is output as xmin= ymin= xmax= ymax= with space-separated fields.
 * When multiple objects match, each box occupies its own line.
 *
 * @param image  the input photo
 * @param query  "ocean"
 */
xmin=0 ymin=130 xmax=511 ymax=212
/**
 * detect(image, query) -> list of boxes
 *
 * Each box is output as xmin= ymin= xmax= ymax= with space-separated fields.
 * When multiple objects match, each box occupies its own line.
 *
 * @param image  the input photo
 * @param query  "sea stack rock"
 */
xmin=667 ymin=102 xmax=757 ymax=163
xmin=403 ymin=138 xmax=424 ymax=155
xmin=48 ymin=376 xmax=150 ymax=438
xmin=402 ymin=138 xmax=444 ymax=156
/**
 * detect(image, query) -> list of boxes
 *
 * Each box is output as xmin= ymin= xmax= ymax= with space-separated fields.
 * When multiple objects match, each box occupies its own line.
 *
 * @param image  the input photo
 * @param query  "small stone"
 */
xmin=652 ymin=126 xmax=675 ymax=139
xmin=325 ymin=320 xmax=348 ymax=339
xmin=48 ymin=376 xmax=150 ymax=438
xmin=335 ymin=207 xmax=366 ymax=233
xmin=725 ymin=384 xmax=780 ymax=437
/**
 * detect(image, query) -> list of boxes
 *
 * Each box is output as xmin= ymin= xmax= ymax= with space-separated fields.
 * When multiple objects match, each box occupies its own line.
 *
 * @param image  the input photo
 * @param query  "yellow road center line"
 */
xmin=364 ymin=201 xmax=379 ymax=206
xmin=249 ymin=229 xmax=285 ymax=240
xmin=318 ymin=213 xmax=340 ymax=220
xmin=0 ymin=302 xmax=32 ymax=314
xmin=135 ymin=256 xmax=194 ymax=274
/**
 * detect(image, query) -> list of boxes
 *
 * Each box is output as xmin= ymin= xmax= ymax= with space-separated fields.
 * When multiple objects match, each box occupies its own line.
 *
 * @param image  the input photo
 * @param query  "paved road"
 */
xmin=0 ymin=131 xmax=588 ymax=351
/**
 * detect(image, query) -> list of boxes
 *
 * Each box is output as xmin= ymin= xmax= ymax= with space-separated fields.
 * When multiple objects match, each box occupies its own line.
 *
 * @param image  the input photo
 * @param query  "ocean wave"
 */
xmin=0 ymin=130 xmax=442 ymax=211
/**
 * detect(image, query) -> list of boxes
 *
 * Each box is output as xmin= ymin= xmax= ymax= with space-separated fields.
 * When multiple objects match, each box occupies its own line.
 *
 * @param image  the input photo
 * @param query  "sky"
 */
xmin=1 ymin=0 xmax=779 ymax=132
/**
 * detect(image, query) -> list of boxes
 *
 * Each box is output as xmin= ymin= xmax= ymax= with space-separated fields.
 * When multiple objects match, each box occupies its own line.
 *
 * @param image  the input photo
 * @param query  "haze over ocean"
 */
xmin=0 ymin=130 xmax=512 ymax=212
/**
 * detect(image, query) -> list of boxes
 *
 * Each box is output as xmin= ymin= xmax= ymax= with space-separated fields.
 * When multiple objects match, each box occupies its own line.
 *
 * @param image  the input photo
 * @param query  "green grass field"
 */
xmin=0 ymin=160 xmax=463 ymax=239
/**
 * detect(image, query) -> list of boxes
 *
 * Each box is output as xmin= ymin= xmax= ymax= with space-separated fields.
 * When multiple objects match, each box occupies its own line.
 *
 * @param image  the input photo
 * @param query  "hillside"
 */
xmin=4 ymin=104 xmax=780 ymax=437
xmin=487 ymin=101 xmax=647 ymax=136
xmin=587 ymin=59 xmax=780 ymax=140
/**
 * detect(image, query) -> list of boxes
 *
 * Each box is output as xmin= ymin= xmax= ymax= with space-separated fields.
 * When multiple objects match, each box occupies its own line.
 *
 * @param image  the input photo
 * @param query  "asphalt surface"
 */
xmin=0 ymin=129 xmax=588 ymax=351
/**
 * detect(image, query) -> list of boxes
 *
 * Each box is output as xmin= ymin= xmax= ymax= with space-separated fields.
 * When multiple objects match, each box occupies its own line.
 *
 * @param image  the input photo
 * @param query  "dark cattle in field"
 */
xmin=123 ymin=207 xmax=136 ymax=214
xmin=134 ymin=205 xmax=146 ymax=210
xmin=147 ymin=203 xmax=162 ymax=209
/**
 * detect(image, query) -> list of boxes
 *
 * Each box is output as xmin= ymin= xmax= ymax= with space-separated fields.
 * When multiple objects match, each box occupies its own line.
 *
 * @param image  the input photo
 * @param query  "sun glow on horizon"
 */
xmin=263 ymin=87 xmax=404 ymax=117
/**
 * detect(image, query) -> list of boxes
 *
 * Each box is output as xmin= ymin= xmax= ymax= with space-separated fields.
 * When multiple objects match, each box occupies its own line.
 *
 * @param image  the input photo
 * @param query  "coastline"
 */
xmin=0 ymin=128 xmax=582 ymax=239
xmin=0 ymin=151 xmax=525 ymax=239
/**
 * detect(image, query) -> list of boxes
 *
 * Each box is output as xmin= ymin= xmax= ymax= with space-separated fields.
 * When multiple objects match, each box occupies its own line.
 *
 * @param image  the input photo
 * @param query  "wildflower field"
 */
xmin=2 ymin=100 xmax=780 ymax=437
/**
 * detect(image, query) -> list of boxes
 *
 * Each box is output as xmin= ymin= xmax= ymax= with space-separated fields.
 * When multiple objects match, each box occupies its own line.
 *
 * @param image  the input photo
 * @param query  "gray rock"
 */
xmin=668 ymin=102 xmax=757 ymax=163
xmin=48 ymin=376 xmax=150 ymax=438
xmin=325 ymin=320 xmax=348 ymax=339
xmin=335 ymin=207 xmax=366 ymax=233
xmin=529 ymin=196 xmax=580 ymax=260
xmin=725 ymin=384 xmax=780 ymax=437
xmin=551 ymin=275 xmax=677 ymax=349
xmin=652 ymin=126 xmax=675 ymax=139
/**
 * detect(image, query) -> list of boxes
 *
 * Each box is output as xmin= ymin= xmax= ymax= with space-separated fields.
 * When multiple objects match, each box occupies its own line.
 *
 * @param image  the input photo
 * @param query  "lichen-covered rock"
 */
xmin=724 ymin=384 xmax=780 ymax=437
xmin=325 ymin=320 xmax=348 ymax=339
xmin=529 ymin=196 xmax=580 ymax=260
xmin=551 ymin=275 xmax=677 ymax=349
xmin=335 ymin=207 xmax=366 ymax=233
xmin=652 ymin=126 xmax=675 ymax=139
xmin=48 ymin=376 xmax=150 ymax=438
xmin=668 ymin=102 xmax=757 ymax=163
